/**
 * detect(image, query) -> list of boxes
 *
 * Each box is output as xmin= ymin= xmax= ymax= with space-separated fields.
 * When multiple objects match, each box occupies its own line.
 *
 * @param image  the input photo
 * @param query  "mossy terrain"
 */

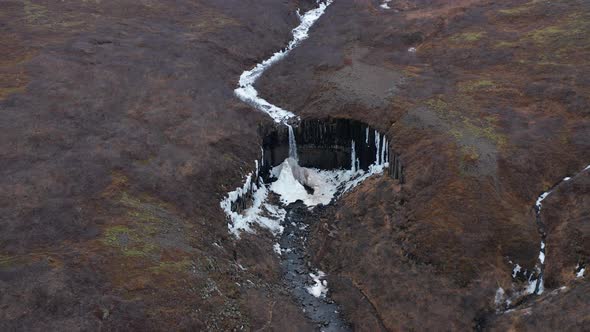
xmin=408 ymin=0 xmax=589 ymax=177
xmin=93 ymin=171 xmax=250 ymax=328
xmin=0 ymin=254 xmax=27 ymax=269
xmin=0 ymin=0 xmax=310 ymax=329
xmin=458 ymin=79 xmax=495 ymax=93
xmin=0 ymin=86 xmax=26 ymax=100
xmin=422 ymin=96 xmax=508 ymax=149
xmin=497 ymin=0 xmax=541 ymax=16
xmin=450 ymin=32 xmax=485 ymax=43
xmin=99 ymin=172 xmax=185 ymax=260
xmin=493 ymin=7 xmax=590 ymax=64
xmin=0 ymin=252 xmax=62 ymax=269
xmin=0 ymin=34 xmax=33 ymax=100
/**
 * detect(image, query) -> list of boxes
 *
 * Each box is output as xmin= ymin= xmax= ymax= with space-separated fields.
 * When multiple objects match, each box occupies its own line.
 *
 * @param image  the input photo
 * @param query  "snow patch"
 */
xmin=494 ymin=287 xmax=505 ymax=306
xmin=307 ymin=270 xmax=328 ymax=298
xmin=576 ymin=264 xmax=585 ymax=278
xmin=273 ymin=243 xmax=282 ymax=255
xmin=221 ymin=168 xmax=286 ymax=237
xmin=512 ymin=264 xmax=521 ymax=278
xmin=535 ymin=191 xmax=551 ymax=211
xmin=525 ymin=278 xmax=539 ymax=294
xmin=269 ymin=157 xmax=388 ymax=208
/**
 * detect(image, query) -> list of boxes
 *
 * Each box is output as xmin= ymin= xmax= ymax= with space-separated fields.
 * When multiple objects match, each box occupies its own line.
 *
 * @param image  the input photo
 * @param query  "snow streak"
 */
xmin=500 ymin=163 xmax=590 ymax=309
xmin=234 ymin=0 xmax=333 ymax=123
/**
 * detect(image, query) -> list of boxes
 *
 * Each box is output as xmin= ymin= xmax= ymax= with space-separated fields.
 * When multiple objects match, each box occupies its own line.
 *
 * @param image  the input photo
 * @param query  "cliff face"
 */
xmin=260 ymin=119 xmax=403 ymax=178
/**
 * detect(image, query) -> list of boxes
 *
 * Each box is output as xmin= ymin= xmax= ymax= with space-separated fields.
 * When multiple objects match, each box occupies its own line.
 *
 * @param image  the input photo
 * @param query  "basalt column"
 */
xmin=259 ymin=118 xmax=403 ymax=182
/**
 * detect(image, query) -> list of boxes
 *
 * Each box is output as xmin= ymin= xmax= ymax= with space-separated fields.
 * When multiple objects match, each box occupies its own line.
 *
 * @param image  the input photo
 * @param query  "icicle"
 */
xmin=287 ymin=124 xmax=298 ymax=160
xmin=375 ymin=131 xmax=381 ymax=165
xmin=351 ymin=140 xmax=357 ymax=172
xmin=381 ymin=136 xmax=387 ymax=164
xmin=260 ymin=147 xmax=264 ymax=166
xmin=365 ymin=127 xmax=369 ymax=145
xmin=255 ymin=160 xmax=259 ymax=178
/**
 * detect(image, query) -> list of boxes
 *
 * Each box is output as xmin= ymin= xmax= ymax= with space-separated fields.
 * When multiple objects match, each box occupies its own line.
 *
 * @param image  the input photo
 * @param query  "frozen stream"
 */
xmin=497 ymin=163 xmax=590 ymax=310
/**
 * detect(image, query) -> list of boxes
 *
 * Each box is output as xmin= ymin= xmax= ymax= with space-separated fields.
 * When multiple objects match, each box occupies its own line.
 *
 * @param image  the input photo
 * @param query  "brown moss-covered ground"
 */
xmin=0 ymin=0 xmax=316 ymax=330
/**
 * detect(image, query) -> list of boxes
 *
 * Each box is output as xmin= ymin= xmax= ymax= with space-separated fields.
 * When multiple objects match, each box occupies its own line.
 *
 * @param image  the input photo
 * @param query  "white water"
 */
xmin=221 ymin=5 xmax=391 ymax=320
xmin=375 ymin=130 xmax=381 ymax=165
xmin=222 ymin=130 xmax=391 ymax=237
xmin=222 ymin=0 xmax=393 ymax=238
xmin=288 ymin=124 xmax=298 ymax=160
xmin=234 ymin=0 xmax=333 ymax=123
xmin=351 ymin=140 xmax=357 ymax=172
xmin=221 ymin=1 xmax=334 ymax=236
xmin=269 ymin=153 xmax=389 ymax=209
xmin=307 ymin=270 xmax=329 ymax=298
xmin=528 ymin=165 xmax=590 ymax=294
xmin=499 ymin=163 xmax=590 ymax=308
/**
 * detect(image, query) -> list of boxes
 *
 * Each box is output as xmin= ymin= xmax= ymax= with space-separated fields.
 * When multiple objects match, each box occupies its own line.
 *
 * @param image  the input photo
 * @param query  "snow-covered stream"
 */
xmin=497 ymin=163 xmax=590 ymax=311
xmin=220 ymin=1 xmax=395 ymax=329
xmin=234 ymin=0 xmax=333 ymax=123
xmin=529 ymin=164 xmax=590 ymax=290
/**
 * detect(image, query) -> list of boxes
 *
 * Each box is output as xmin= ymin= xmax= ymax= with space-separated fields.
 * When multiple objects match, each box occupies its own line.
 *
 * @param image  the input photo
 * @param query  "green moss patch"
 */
xmin=459 ymin=79 xmax=496 ymax=93
xmin=450 ymin=32 xmax=485 ymax=43
xmin=498 ymin=1 xmax=539 ymax=16
xmin=0 ymin=254 xmax=26 ymax=268
xmin=100 ymin=190 xmax=181 ymax=257
xmin=422 ymin=96 xmax=508 ymax=149
xmin=0 ymin=86 xmax=26 ymax=100
xmin=149 ymin=258 xmax=192 ymax=274
xmin=100 ymin=224 xmax=159 ymax=257
xmin=495 ymin=12 xmax=590 ymax=64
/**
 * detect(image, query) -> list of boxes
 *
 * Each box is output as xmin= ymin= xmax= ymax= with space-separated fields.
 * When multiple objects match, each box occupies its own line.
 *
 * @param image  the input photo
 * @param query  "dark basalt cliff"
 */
xmin=260 ymin=118 xmax=403 ymax=177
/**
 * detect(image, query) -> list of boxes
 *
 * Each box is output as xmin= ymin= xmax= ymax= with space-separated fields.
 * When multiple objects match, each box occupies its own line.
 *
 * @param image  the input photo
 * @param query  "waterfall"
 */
xmin=375 ymin=130 xmax=381 ymax=165
xmin=287 ymin=124 xmax=298 ymax=161
xmin=385 ymin=139 xmax=389 ymax=163
xmin=351 ymin=140 xmax=357 ymax=172
xmin=381 ymin=138 xmax=387 ymax=165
